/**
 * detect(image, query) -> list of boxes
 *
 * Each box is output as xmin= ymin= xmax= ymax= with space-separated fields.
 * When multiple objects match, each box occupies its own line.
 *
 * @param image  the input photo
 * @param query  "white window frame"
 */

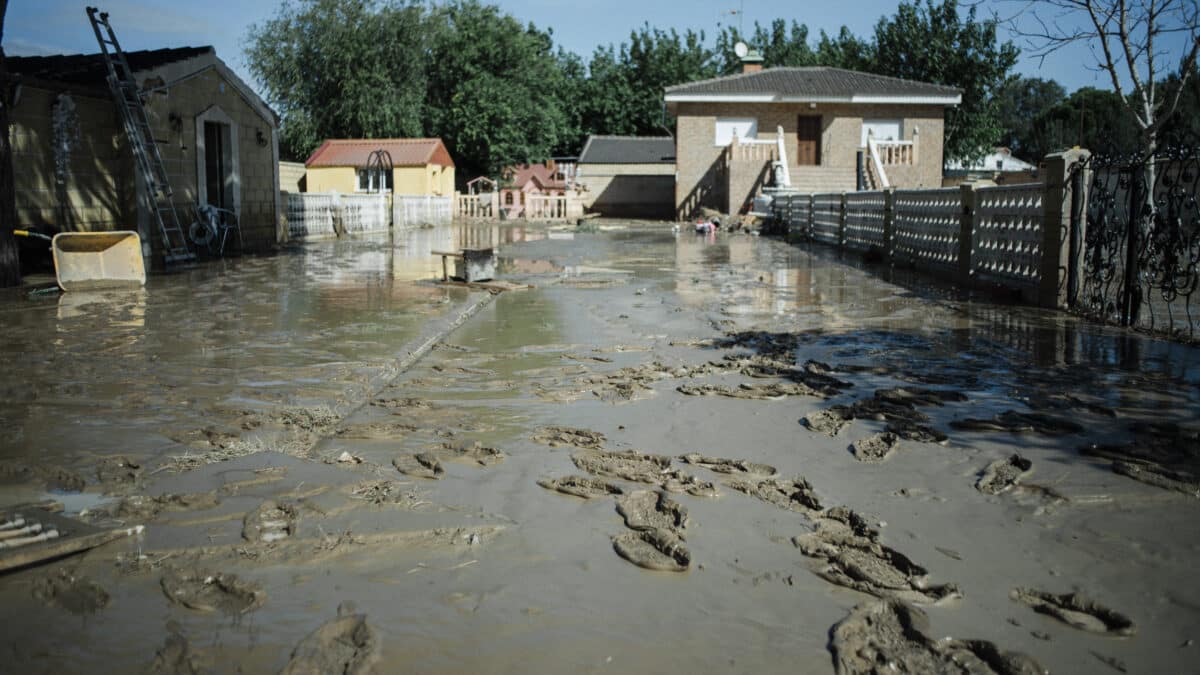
xmin=356 ymin=167 xmax=392 ymax=193
xmin=194 ymin=105 xmax=240 ymax=216
xmin=715 ymin=117 xmax=758 ymax=146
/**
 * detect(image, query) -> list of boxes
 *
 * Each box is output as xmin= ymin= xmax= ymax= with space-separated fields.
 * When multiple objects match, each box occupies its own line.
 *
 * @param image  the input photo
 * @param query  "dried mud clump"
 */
xmin=830 ymin=600 xmax=1045 ymax=675
xmin=612 ymin=528 xmax=691 ymax=572
xmin=804 ymin=407 xmax=854 ymax=437
xmin=616 ymin=490 xmax=688 ymax=537
xmin=728 ymin=477 xmax=823 ymax=513
xmin=242 ymin=500 xmax=298 ymax=543
xmin=115 ymin=492 xmax=220 ymax=520
xmin=678 ymin=453 xmax=776 ymax=477
xmin=160 ymin=568 xmax=266 ymax=614
xmin=794 ymin=513 xmax=961 ymax=605
xmin=851 ymin=432 xmax=900 ymax=463
xmin=280 ymin=607 xmax=381 ymax=675
xmin=371 ymin=396 xmax=432 ymax=410
xmin=571 ymin=450 xmax=718 ymax=497
xmin=532 ymin=426 xmax=606 ymax=450
xmin=434 ymin=440 xmax=505 ymax=467
xmin=145 ymin=623 xmax=207 ymax=675
xmin=96 ymin=455 xmax=142 ymax=493
xmin=392 ymin=453 xmax=445 ymax=479
xmin=32 ymin=569 xmax=110 ymax=615
xmin=537 ymin=476 xmax=624 ymax=499
xmin=976 ymin=455 xmax=1034 ymax=495
xmin=1010 ymin=588 xmax=1136 ymax=636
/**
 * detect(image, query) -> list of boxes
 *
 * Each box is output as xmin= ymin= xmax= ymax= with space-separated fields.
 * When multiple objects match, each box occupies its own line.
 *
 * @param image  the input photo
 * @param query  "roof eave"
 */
xmin=664 ymin=93 xmax=961 ymax=106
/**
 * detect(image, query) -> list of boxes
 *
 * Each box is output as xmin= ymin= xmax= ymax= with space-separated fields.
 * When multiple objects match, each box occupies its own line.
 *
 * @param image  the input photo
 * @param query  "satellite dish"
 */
xmin=734 ymin=41 xmax=749 ymax=58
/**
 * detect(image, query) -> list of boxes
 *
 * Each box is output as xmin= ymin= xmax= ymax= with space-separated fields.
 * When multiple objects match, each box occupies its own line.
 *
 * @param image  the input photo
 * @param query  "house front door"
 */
xmin=796 ymin=115 xmax=821 ymax=166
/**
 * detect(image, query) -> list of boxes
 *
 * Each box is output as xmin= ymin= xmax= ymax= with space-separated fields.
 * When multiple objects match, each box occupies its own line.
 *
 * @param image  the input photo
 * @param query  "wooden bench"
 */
xmin=431 ymin=249 xmax=464 ymax=282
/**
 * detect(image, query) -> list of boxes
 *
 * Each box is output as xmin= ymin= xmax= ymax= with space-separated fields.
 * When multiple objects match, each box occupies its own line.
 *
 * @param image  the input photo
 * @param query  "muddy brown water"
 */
xmin=1 ymin=222 xmax=1199 ymax=673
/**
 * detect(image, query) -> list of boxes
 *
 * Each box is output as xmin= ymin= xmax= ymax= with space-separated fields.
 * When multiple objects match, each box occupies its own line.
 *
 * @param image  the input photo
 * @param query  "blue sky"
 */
xmin=2 ymin=0 xmax=1183 ymax=94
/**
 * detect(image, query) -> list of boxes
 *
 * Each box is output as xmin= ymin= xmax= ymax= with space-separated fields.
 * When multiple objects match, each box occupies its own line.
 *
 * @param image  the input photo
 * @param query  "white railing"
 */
xmin=866 ymin=137 xmax=890 ymax=189
xmin=455 ymin=192 xmax=497 ymax=219
xmin=874 ymin=140 xmax=916 ymax=165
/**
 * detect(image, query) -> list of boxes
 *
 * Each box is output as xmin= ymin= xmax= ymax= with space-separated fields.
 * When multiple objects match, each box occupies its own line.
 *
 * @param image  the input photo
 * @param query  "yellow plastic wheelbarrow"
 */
xmin=14 ymin=230 xmax=146 ymax=291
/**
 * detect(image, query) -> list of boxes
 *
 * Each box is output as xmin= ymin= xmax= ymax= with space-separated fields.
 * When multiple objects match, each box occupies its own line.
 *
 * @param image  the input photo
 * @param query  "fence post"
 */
xmin=1038 ymin=148 xmax=1090 ymax=309
xmin=958 ymin=183 xmax=975 ymax=285
xmin=837 ymin=193 xmax=847 ymax=248
xmin=882 ymin=187 xmax=895 ymax=262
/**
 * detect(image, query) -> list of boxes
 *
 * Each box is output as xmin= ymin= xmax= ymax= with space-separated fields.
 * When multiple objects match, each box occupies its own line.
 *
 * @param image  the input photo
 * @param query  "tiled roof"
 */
xmin=7 ymin=47 xmax=213 ymax=86
xmin=505 ymin=164 xmax=565 ymax=190
xmin=578 ymin=136 xmax=675 ymax=165
xmin=665 ymin=67 xmax=961 ymax=101
xmin=305 ymin=139 xmax=455 ymax=168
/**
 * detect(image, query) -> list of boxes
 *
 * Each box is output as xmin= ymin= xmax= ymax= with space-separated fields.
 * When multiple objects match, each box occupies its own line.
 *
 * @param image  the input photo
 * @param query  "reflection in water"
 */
xmin=390 ymin=224 xmax=548 ymax=281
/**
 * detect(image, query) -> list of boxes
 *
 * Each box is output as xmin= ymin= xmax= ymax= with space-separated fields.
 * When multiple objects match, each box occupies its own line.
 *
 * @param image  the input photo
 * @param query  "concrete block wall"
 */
xmin=578 ymin=163 xmax=675 ymax=218
xmin=143 ymin=69 xmax=280 ymax=255
xmin=10 ymin=86 xmax=134 ymax=234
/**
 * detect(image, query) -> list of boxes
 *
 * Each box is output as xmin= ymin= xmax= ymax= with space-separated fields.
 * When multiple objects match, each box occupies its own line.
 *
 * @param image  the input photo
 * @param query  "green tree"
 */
xmin=423 ymin=0 xmax=572 ymax=178
xmin=1032 ymin=87 xmax=1145 ymax=155
xmin=579 ymin=26 xmax=717 ymax=139
xmin=994 ymin=76 xmax=1067 ymax=161
xmin=245 ymin=0 xmax=427 ymax=161
xmin=715 ymin=20 xmax=817 ymax=73
xmin=813 ymin=27 xmax=875 ymax=71
xmin=871 ymin=0 xmax=1019 ymax=163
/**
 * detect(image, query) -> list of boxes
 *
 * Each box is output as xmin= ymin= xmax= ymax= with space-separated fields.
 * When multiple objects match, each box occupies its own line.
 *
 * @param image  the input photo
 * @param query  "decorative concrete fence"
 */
xmin=525 ymin=194 xmax=585 ymax=221
xmin=285 ymin=192 xmax=336 ymax=239
xmin=285 ymin=192 xmax=390 ymax=238
xmin=394 ymin=195 xmax=453 ymax=227
xmin=771 ymin=149 xmax=1085 ymax=308
xmin=338 ymin=193 xmax=390 ymax=234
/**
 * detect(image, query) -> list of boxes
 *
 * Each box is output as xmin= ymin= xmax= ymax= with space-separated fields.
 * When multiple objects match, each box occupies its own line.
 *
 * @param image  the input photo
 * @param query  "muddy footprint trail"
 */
xmin=793 ymin=511 xmax=962 ymax=605
xmin=537 ymin=475 xmax=625 ymax=499
xmin=1010 ymin=588 xmax=1137 ymax=636
xmin=831 ymin=600 xmax=1045 ymax=675
xmin=160 ymin=568 xmax=266 ymax=615
xmin=279 ymin=604 xmax=380 ymax=675
xmin=976 ymin=455 xmax=1034 ymax=495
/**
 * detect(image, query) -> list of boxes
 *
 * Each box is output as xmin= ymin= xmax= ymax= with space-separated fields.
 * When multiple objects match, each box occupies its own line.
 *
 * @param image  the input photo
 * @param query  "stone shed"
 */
xmin=7 ymin=46 xmax=282 ymax=266
xmin=575 ymin=136 xmax=676 ymax=219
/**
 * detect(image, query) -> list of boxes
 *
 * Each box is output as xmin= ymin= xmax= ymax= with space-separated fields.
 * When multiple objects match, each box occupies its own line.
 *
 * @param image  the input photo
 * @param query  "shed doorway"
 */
xmin=203 ymin=121 xmax=234 ymax=210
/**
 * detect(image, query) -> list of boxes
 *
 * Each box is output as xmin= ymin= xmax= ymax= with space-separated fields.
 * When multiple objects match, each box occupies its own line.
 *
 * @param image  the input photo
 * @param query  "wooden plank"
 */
xmin=0 ymin=505 xmax=144 ymax=573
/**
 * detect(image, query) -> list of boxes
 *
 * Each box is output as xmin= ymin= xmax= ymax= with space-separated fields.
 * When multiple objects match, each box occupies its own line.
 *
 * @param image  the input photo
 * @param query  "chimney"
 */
xmin=742 ymin=49 xmax=764 ymax=74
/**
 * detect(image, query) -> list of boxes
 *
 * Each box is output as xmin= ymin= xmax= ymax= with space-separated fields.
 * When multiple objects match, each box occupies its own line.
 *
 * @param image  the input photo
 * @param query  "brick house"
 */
xmin=576 ymin=136 xmax=675 ymax=219
xmin=665 ymin=65 xmax=961 ymax=219
xmin=7 ymin=47 xmax=282 ymax=265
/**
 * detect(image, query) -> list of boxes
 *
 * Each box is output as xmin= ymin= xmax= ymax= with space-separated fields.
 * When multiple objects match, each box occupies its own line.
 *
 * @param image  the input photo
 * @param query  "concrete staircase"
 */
xmin=789 ymin=166 xmax=856 ymax=194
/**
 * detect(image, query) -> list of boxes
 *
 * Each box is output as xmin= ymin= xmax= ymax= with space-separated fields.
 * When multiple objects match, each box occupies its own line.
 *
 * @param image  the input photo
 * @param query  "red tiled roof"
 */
xmin=505 ymin=164 xmax=566 ymax=190
xmin=305 ymin=138 xmax=455 ymax=168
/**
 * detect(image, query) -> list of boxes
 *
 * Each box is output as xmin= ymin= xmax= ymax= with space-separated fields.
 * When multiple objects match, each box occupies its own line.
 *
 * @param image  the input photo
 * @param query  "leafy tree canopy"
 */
xmin=994 ymin=76 xmax=1067 ymax=161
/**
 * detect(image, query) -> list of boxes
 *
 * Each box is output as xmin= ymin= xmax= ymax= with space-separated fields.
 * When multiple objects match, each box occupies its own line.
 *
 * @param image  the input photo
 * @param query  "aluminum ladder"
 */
xmin=86 ymin=6 xmax=194 ymax=265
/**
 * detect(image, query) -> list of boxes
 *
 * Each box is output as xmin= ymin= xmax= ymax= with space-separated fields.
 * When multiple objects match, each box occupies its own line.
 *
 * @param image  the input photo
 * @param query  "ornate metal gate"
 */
xmin=1073 ymin=143 xmax=1200 ymax=340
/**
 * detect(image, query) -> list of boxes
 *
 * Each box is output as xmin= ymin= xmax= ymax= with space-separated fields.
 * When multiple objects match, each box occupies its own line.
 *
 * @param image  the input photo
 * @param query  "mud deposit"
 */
xmin=2 ymin=223 xmax=1199 ymax=673
xmin=831 ymin=600 xmax=1044 ymax=674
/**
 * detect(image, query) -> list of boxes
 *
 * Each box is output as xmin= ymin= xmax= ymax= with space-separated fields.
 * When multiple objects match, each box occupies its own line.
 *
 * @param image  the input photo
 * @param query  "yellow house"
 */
xmin=304 ymin=138 xmax=456 ymax=195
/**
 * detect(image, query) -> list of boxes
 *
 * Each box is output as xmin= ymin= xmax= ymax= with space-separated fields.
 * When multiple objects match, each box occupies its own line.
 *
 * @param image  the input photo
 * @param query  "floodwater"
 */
xmin=1 ymin=222 xmax=1199 ymax=674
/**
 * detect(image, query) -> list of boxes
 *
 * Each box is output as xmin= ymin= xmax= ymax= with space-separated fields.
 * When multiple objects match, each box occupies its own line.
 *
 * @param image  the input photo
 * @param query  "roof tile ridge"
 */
xmin=822 ymin=66 xmax=962 ymax=92
xmin=665 ymin=67 xmax=768 ymax=92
